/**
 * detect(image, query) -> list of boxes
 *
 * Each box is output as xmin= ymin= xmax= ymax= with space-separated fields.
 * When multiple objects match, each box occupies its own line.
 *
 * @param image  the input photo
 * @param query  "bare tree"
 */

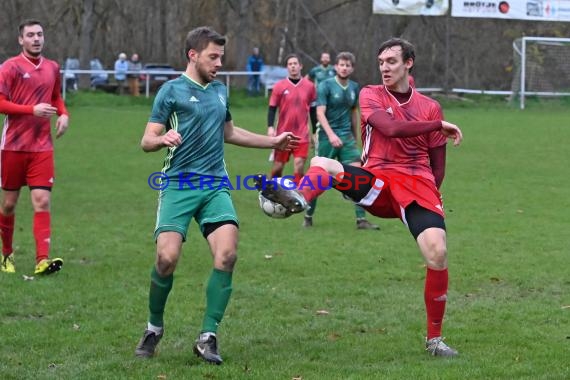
xmin=2 ymin=0 xmax=569 ymax=91
xmin=79 ymin=0 xmax=95 ymax=88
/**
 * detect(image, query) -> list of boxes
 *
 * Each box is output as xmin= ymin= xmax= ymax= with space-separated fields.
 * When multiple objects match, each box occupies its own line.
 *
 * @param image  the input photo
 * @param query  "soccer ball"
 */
xmin=258 ymin=193 xmax=291 ymax=219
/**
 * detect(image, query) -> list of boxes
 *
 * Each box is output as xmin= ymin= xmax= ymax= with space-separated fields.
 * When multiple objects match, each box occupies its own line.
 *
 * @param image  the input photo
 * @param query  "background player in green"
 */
xmin=305 ymin=52 xmax=379 ymax=230
xmin=307 ymin=52 xmax=336 ymax=88
xmin=134 ymin=26 xmax=299 ymax=365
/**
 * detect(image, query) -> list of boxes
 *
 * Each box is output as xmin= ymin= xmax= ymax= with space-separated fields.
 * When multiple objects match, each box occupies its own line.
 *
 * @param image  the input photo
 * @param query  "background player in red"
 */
xmin=266 ymin=38 xmax=463 ymax=356
xmin=0 ymin=19 xmax=69 ymax=275
xmin=267 ymin=54 xmax=317 ymax=183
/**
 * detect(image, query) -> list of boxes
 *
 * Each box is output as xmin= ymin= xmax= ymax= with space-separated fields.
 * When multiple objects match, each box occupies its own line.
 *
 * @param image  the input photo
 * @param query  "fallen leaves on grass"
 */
xmin=328 ymin=332 xmax=341 ymax=341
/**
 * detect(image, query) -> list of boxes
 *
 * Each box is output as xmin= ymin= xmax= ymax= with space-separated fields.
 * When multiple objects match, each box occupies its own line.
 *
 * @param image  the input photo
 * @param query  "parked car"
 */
xmin=140 ymin=63 xmax=179 ymax=90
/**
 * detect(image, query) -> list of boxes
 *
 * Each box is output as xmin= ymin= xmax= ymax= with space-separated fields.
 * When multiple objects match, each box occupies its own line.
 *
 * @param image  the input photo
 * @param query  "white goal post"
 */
xmin=512 ymin=37 xmax=570 ymax=109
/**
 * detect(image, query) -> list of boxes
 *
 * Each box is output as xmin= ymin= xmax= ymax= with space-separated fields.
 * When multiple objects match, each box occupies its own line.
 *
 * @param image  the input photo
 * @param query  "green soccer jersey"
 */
xmin=149 ymin=74 xmax=231 ymax=185
xmin=316 ymin=77 xmax=359 ymax=136
xmin=308 ymin=65 xmax=336 ymax=87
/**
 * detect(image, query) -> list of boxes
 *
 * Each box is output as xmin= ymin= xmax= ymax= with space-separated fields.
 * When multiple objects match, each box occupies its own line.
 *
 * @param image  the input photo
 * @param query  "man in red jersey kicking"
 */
xmin=0 ymin=19 xmax=69 ymax=275
xmin=258 ymin=38 xmax=463 ymax=356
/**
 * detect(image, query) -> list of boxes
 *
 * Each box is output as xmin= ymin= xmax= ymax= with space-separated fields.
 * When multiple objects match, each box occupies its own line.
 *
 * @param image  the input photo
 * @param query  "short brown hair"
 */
xmin=184 ymin=26 xmax=226 ymax=61
xmin=19 ymin=19 xmax=42 ymax=36
xmin=335 ymin=52 xmax=355 ymax=65
xmin=284 ymin=53 xmax=301 ymax=66
xmin=377 ymin=38 xmax=415 ymax=73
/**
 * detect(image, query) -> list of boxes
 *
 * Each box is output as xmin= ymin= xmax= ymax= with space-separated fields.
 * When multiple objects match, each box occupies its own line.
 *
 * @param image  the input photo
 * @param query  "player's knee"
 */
xmin=156 ymin=250 xmax=179 ymax=275
xmin=310 ymin=156 xmax=342 ymax=174
xmin=423 ymin=240 xmax=447 ymax=269
xmin=1 ymin=200 xmax=17 ymax=214
xmin=31 ymin=194 xmax=51 ymax=211
xmin=215 ymin=249 xmax=237 ymax=270
xmin=310 ymin=156 xmax=327 ymax=167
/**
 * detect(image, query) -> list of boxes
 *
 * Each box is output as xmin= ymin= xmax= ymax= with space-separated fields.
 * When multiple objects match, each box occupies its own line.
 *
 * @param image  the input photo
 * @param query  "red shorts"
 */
xmin=273 ymin=142 xmax=309 ymax=163
xmin=0 ymin=150 xmax=54 ymax=190
xmin=353 ymin=169 xmax=444 ymax=220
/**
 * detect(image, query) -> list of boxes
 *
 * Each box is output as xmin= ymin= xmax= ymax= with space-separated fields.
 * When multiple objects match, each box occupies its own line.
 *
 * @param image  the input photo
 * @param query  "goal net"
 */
xmin=510 ymin=37 xmax=570 ymax=109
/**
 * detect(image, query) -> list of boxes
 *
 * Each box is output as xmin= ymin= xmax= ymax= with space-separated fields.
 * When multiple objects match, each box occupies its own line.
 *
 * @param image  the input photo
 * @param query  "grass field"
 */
xmin=1 ymin=91 xmax=568 ymax=379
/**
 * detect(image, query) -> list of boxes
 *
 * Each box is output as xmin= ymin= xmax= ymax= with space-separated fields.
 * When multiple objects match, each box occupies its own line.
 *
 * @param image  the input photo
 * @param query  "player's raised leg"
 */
xmin=255 ymin=156 xmax=358 ymax=215
xmin=254 ymin=175 xmax=307 ymax=214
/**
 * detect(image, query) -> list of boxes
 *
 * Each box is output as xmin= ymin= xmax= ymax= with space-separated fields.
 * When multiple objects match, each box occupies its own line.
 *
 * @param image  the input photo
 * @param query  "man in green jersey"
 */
xmin=134 ymin=26 xmax=299 ymax=365
xmin=307 ymin=52 xmax=336 ymax=88
xmin=305 ymin=52 xmax=379 ymax=230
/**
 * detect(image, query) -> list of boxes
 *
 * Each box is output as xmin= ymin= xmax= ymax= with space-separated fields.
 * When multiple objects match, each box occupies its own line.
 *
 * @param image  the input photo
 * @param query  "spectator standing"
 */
xmin=128 ymin=53 xmax=142 ymax=96
xmin=246 ymin=47 xmax=264 ymax=96
xmin=114 ymin=52 xmax=128 ymax=95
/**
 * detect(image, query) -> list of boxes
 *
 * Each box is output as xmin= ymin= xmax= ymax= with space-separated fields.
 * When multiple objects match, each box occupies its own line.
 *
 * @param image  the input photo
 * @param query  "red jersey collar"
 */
xmin=20 ymin=53 xmax=43 ymax=69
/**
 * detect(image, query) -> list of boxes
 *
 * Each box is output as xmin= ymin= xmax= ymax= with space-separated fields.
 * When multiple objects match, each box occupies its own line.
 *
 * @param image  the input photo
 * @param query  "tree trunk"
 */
xmin=79 ymin=0 xmax=95 ymax=89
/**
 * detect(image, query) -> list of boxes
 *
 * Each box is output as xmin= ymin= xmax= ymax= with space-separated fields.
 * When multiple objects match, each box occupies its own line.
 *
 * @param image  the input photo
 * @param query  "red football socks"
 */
xmin=33 ymin=211 xmax=51 ymax=263
xmin=0 ymin=213 xmax=15 ymax=256
xmin=297 ymin=166 xmax=332 ymax=203
xmin=424 ymin=267 xmax=448 ymax=339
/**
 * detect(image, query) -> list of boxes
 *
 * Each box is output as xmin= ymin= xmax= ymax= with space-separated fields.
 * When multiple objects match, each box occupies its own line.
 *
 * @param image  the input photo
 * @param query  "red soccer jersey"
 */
xmin=359 ymin=85 xmax=446 ymax=183
xmin=269 ymin=77 xmax=316 ymax=143
xmin=0 ymin=54 xmax=64 ymax=152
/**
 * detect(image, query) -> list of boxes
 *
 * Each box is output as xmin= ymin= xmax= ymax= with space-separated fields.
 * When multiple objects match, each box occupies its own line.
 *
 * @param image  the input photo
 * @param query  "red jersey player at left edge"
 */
xmin=0 ymin=19 xmax=69 ymax=276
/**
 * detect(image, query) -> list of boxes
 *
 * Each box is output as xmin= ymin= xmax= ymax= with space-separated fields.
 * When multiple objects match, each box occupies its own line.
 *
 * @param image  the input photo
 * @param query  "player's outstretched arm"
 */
xmin=224 ymin=121 xmax=300 ymax=150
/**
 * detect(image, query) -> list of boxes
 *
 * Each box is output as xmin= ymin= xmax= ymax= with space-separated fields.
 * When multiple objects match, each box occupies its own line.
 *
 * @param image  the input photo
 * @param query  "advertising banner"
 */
xmin=451 ymin=1 xmax=570 ymax=21
xmin=373 ymin=0 xmax=449 ymax=16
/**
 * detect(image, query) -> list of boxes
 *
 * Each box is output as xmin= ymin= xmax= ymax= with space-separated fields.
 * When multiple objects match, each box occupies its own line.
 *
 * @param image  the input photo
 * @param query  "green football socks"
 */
xmin=148 ymin=266 xmax=173 ymax=327
xmin=201 ymin=268 xmax=233 ymax=333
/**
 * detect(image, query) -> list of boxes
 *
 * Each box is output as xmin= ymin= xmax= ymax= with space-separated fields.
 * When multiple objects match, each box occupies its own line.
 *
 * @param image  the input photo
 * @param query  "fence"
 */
xmin=61 ymin=69 xmax=265 ymax=99
xmin=63 ymin=68 xmax=551 ymax=101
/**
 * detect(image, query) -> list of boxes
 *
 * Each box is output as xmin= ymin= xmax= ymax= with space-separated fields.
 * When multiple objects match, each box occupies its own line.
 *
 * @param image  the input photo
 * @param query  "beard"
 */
xmin=196 ymin=61 xmax=215 ymax=84
xmin=24 ymin=46 xmax=42 ymax=58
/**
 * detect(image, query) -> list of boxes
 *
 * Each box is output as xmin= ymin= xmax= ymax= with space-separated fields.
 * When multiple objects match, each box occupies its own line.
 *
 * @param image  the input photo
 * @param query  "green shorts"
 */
xmin=154 ymin=185 xmax=239 ymax=241
xmin=316 ymin=131 xmax=361 ymax=164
